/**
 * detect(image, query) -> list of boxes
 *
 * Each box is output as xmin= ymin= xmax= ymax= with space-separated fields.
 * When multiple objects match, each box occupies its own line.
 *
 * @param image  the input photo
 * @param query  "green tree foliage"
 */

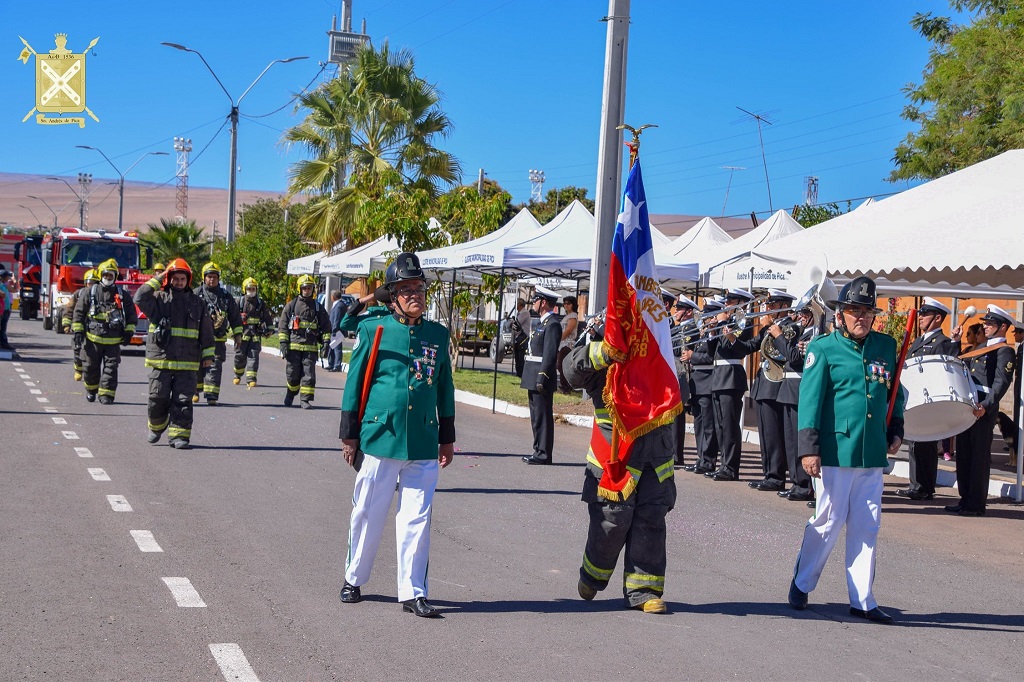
xmin=140 ymin=218 xmax=210 ymax=270
xmin=514 ymin=186 xmax=595 ymax=225
xmin=283 ymin=41 xmax=460 ymax=250
xmin=890 ymin=0 xmax=1024 ymax=181
xmin=791 ymin=202 xmax=848 ymax=228
xmin=211 ymin=199 xmax=316 ymax=311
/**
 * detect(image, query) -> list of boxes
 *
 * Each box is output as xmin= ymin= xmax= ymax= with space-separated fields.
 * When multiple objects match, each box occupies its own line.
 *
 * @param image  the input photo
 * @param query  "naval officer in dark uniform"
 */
xmin=682 ymin=296 xmax=722 ymax=475
xmin=670 ymin=294 xmax=699 ymax=465
xmin=521 ymin=285 xmax=562 ymax=465
xmin=708 ymin=289 xmax=755 ymax=481
xmin=773 ymin=305 xmax=817 ymax=502
xmin=945 ymin=305 xmax=1017 ymax=516
xmin=896 ymin=297 xmax=957 ymax=501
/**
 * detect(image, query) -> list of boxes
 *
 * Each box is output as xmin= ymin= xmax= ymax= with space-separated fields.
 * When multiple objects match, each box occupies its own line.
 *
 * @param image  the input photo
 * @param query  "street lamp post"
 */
xmin=26 ymin=195 xmax=61 ymax=229
xmin=17 ymin=204 xmax=46 ymax=229
xmin=75 ymin=147 xmax=168 ymax=232
xmin=47 ymin=176 xmax=87 ymax=229
xmin=161 ymin=43 xmax=307 ymax=243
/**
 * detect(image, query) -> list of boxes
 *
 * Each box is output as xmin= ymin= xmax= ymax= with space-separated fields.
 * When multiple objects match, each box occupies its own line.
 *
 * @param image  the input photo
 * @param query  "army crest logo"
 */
xmin=18 ymin=33 xmax=100 ymax=127
xmin=805 ymin=351 xmax=816 ymax=368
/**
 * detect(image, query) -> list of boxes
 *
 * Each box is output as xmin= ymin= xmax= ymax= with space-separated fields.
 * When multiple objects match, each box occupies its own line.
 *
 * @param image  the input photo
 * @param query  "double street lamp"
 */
xmin=46 ymin=175 xmax=90 ymax=230
xmin=25 ymin=195 xmax=62 ymax=229
xmin=161 ymin=42 xmax=307 ymax=243
xmin=75 ymin=146 xmax=168 ymax=232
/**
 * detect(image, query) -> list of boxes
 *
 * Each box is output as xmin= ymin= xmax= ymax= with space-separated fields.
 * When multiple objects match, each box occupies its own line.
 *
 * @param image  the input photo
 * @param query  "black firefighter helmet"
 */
xmin=828 ymin=275 xmax=879 ymax=311
xmin=384 ymin=252 xmax=426 ymax=289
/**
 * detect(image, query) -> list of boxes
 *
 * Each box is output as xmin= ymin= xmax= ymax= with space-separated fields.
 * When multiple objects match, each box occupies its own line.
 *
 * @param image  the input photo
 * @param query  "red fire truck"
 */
xmin=39 ymin=228 xmax=153 ymax=345
xmin=11 ymin=233 xmax=44 ymax=319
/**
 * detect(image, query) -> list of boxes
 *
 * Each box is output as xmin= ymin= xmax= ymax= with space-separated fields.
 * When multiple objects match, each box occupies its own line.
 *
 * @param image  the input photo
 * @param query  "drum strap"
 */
xmin=958 ymin=342 xmax=1011 ymax=361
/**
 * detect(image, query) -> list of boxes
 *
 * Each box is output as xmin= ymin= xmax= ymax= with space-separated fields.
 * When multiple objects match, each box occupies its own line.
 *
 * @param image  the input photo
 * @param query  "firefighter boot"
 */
xmin=233 ymin=377 xmax=241 ymax=385
xmin=247 ymin=381 xmax=257 ymax=389
xmin=86 ymin=392 xmax=97 ymax=403
xmin=284 ymin=392 xmax=295 ymax=407
xmin=192 ymin=394 xmax=200 ymax=404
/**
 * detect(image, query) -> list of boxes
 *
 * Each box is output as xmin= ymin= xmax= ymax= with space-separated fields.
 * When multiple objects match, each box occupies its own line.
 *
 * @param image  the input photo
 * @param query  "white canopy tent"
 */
xmin=286 ymin=250 xmax=328 ymax=275
xmin=701 ymin=209 xmax=807 ymax=290
xmin=754 ymin=149 xmax=1024 ymax=291
xmin=319 ymin=234 xmax=400 ymax=276
xmin=655 ymin=217 xmax=734 ymax=287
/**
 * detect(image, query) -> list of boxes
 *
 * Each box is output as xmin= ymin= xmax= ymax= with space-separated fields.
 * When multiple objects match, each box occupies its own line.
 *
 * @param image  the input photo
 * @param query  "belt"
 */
xmin=974 ymin=384 xmax=990 ymax=395
xmin=691 ymin=365 xmax=713 ymax=371
xmin=524 ymin=355 xmax=543 ymax=363
xmin=784 ymin=371 xmax=801 ymax=380
xmin=715 ymin=359 xmax=742 ymax=366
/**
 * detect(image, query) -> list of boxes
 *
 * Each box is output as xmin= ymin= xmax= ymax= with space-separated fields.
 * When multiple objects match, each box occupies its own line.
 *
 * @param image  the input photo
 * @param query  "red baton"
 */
xmin=886 ymin=308 xmax=917 ymax=427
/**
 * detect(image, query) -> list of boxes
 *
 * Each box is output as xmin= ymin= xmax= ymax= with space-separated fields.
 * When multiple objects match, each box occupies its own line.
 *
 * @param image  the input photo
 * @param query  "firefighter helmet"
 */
xmin=201 ymin=262 xmax=220 ymax=278
xmin=297 ymin=274 xmax=316 ymax=293
xmin=242 ymin=277 xmax=258 ymax=290
xmin=153 ymin=262 xmax=165 ymax=272
xmin=828 ymin=275 xmax=878 ymax=311
xmin=98 ymin=258 xmax=119 ymax=278
xmin=165 ymin=258 xmax=193 ymax=288
xmin=83 ymin=268 xmax=99 ymax=284
xmin=384 ymin=252 xmax=426 ymax=289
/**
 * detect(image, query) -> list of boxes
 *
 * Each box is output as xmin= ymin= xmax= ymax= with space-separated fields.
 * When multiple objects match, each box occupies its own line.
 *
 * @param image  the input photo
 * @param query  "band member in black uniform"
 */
xmin=670 ymin=295 xmax=699 ymax=465
xmin=682 ymin=297 xmax=722 ymax=475
xmin=707 ymin=289 xmax=755 ymax=481
xmin=746 ymin=290 xmax=797 ymax=492
xmin=772 ymin=306 xmax=817 ymax=502
xmin=896 ymin=297 xmax=957 ymax=500
xmin=945 ymin=305 xmax=1017 ymax=516
xmin=521 ymin=285 xmax=562 ymax=465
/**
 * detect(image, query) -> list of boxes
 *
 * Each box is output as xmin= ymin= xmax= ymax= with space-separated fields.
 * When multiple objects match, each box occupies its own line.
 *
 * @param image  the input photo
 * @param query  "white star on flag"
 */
xmin=617 ymin=194 xmax=645 ymax=240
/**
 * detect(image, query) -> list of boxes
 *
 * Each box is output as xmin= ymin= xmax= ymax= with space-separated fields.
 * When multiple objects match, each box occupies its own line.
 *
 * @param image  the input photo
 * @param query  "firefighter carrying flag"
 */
xmin=563 ymin=153 xmax=680 ymax=614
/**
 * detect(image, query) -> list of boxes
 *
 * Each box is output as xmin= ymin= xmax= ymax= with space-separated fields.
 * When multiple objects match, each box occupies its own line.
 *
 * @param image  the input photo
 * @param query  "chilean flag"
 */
xmin=596 ymin=159 xmax=681 ymax=494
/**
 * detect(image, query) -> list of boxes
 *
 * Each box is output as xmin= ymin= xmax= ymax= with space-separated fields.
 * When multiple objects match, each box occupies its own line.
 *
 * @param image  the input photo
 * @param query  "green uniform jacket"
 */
xmin=798 ymin=329 xmax=905 ymax=469
xmin=340 ymin=313 xmax=456 ymax=460
xmin=339 ymin=303 xmax=390 ymax=335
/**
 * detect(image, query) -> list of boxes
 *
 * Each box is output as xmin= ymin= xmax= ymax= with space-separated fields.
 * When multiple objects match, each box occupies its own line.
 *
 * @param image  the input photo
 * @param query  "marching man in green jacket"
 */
xmin=338 ymin=252 xmax=455 ymax=619
xmin=788 ymin=276 xmax=905 ymax=624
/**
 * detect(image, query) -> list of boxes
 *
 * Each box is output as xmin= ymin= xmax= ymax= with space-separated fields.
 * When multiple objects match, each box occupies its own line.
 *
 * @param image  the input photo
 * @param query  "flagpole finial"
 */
xmin=617 ymin=123 xmax=658 ymax=169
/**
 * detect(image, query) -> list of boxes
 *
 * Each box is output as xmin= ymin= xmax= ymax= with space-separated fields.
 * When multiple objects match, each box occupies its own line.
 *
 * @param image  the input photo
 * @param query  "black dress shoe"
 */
xmin=522 ymin=455 xmax=551 ymax=465
xmin=681 ymin=464 xmax=697 ymax=472
xmin=807 ymin=501 xmax=815 ymax=508
xmin=748 ymin=479 xmax=764 ymax=489
xmin=788 ymin=491 xmax=814 ymax=502
xmin=896 ymin=488 xmax=934 ymax=500
xmin=711 ymin=471 xmax=737 ymax=481
xmin=788 ymin=579 xmax=808 ymax=610
xmin=958 ymin=508 xmax=986 ymax=517
xmin=849 ymin=606 xmax=894 ymax=623
xmin=777 ymin=489 xmax=792 ymax=498
xmin=694 ymin=466 xmax=715 ymax=475
xmin=756 ymin=480 xmax=785 ymax=492
xmin=402 ymin=597 xmax=440 ymax=618
xmin=944 ymin=504 xmax=964 ymax=513
xmin=339 ymin=582 xmax=361 ymax=603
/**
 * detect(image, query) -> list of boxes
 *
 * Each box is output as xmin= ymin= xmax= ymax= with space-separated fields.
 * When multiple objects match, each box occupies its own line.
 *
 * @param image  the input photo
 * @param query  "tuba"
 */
xmin=760 ymin=331 xmax=787 ymax=382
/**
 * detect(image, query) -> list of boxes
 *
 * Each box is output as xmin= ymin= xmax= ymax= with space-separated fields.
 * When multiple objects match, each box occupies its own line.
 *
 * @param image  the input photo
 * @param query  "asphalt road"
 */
xmin=2 ymin=317 xmax=1023 ymax=681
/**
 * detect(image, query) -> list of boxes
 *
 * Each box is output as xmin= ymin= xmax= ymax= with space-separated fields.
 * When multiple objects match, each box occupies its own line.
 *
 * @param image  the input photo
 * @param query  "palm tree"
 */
xmin=283 ymin=41 xmax=460 ymax=249
xmin=141 ymin=218 xmax=211 ymax=270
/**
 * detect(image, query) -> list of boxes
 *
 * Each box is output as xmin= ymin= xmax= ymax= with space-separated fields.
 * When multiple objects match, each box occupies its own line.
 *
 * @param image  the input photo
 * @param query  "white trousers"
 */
xmin=345 ymin=454 xmax=438 ymax=602
xmin=793 ymin=466 xmax=882 ymax=611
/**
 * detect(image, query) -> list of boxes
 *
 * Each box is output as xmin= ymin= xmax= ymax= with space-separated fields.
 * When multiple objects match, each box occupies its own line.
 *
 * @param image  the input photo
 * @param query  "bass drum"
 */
xmin=900 ymin=354 xmax=977 ymax=441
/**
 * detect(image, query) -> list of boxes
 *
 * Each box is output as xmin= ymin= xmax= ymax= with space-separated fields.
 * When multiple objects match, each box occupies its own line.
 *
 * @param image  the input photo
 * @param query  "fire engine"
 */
xmin=39 ymin=227 xmax=153 ymax=345
xmin=11 ymin=233 xmax=44 ymax=319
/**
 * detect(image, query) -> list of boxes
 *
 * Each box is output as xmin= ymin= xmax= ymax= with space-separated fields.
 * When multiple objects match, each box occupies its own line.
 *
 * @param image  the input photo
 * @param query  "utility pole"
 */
xmin=590 ymin=0 xmax=630 ymax=315
xmin=477 ymin=168 xmax=485 ymax=196
xmin=804 ymin=176 xmax=819 ymax=205
xmin=78 ymin=173 xmax=92 ymax=230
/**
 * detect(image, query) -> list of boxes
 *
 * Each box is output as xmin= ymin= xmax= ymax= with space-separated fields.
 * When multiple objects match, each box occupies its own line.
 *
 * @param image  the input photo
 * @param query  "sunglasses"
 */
xmin=395 ymin=285 xmax=427 ymax=298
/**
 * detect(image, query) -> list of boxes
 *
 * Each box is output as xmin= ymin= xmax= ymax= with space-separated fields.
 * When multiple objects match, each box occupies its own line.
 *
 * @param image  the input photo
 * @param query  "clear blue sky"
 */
xmin=1 ymin=0 xmax=959 ymax=222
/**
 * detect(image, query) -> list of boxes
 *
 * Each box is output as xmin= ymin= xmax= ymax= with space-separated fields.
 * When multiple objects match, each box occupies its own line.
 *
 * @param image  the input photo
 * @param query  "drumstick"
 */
xmin=960 ymin=305 xmax=977 ymax=324
xmin=887 ymin=308 xmax=917 ymax=427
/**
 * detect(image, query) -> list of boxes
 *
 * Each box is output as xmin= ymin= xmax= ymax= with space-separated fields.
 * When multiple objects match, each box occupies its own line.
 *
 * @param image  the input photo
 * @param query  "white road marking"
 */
xmin=36 ymin=397 xmax=49 ymax=403
xmin=130 ymin=530 xmax=163 ymax=553
xmin=209 ymin=644 xmax=260 ymax=682
xmin=61 ymin=431 xmax=79 ymax=440
xmin=11 ymin=362 xmax=21 ymax=366
xmin=44 ymin=407 xmax=58 ymax=413
xmin=162 ymin=577 xmax=207 ymax=607
xmin=24 ymin=381 xmax=35 ymax=386
xmin=74 ymin=447 xmax=93 ymax=458
xmin=107 ymin=495 xmax=133 ymax=512
xmin=87 ymin=468 xmax=110 ymax=481
xmin=52 ymin=417 xmax=67 ymax=425
xmin=29 ymin=389 xmax=42 ymax=394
